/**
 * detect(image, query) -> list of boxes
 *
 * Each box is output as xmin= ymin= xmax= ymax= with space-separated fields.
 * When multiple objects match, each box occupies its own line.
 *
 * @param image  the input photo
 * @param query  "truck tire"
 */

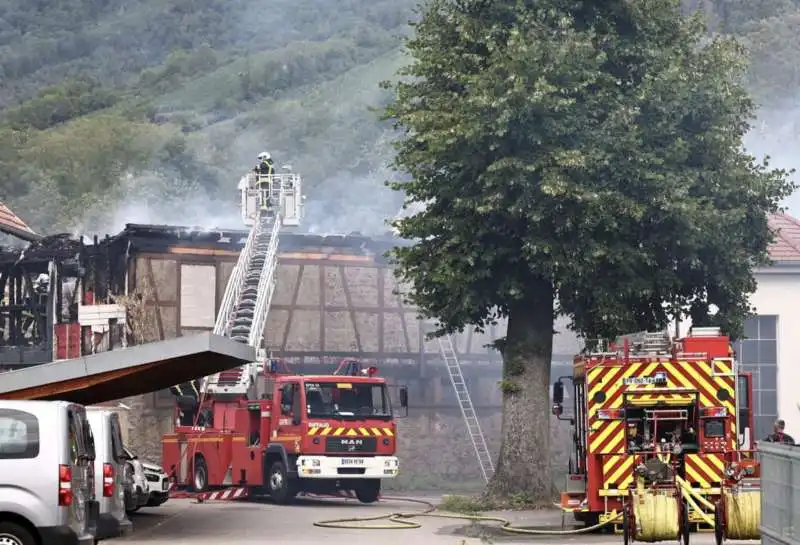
xmin=192 ymin=456 xmax=208 ymax=492
xmin=0 ymin=521 xmax=36 ymax=545
xmin=355 ymin=480 xmax=381 ymax=504
xmin=267 ymin=460 xmax=297 ymax=504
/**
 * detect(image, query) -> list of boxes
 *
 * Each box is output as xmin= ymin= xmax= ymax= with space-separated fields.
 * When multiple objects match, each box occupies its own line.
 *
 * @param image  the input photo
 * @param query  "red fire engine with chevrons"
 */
xmin=552 ymin=327 xmax=757 ymax=528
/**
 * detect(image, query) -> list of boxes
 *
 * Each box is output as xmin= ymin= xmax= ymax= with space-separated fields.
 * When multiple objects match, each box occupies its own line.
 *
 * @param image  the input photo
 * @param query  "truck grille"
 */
xmin=325 ymin=437 xmax=377 ymax=453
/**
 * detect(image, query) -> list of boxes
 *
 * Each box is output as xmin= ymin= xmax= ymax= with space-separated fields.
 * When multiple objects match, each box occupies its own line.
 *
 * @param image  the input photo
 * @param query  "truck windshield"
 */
xmin=304 ymin=382 xmax=392 ymax=419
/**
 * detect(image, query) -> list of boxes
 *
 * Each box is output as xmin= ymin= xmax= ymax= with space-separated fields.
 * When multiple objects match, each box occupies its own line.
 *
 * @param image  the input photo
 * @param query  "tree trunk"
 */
xmin=486 ymin=284 xmax=554 ymax=503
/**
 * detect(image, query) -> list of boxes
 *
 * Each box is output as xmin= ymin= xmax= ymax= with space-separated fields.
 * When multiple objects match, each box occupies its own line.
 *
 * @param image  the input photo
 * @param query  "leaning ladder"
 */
xmin=438 ymin=334 xmax=495 ymax=482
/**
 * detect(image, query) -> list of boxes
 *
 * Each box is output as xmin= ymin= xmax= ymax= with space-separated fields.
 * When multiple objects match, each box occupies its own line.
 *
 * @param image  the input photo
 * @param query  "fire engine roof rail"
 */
xmin=204 ymin=174 xmax=291 ymax=397
xmin=616 ymin=330 xmax=672 ymax=355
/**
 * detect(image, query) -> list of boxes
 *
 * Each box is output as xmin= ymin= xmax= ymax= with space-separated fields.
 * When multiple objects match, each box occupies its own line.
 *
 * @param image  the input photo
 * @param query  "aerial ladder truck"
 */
xmin=164 ymin=168 xmax=408 ymax=504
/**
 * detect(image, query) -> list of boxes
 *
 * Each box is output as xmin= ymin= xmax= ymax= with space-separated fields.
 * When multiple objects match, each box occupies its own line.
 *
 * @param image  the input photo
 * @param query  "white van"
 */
xmin=85 ymin=409 xmax=133 ymax=540
xmin=0 ymin=400 xmax=99 ymax=545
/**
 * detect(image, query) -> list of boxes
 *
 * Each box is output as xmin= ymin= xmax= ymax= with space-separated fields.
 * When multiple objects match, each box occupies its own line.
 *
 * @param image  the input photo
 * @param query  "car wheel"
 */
xmin=268 ymin=461 xmax=297 ymax=504
xmin=0 ymin=521 xmax=36 ymax=545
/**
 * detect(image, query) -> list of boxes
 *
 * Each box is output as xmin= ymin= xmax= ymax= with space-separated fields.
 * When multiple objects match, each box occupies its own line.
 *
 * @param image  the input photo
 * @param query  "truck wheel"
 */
xmin=192 ymin=456 xmax=208 ymax=492
xmin=268 ymin=460 xmax=297 ymax=504
xmin=355 ymin=480 xmax=381 ymax=503
xmin=0 ymin=521 xmax=36 ymax=545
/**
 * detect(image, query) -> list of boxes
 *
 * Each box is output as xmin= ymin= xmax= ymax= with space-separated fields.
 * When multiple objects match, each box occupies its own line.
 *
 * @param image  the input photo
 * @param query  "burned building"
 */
xmin=0 ymin=204 xmax=87 ymax=369
xmin=0 ymin=210 xmax=581 ymax=488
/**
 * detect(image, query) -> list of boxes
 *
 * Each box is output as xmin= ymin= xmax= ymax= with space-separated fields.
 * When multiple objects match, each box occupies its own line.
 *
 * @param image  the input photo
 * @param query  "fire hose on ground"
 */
xmin=312 ymin=497 xmax=623 ymax=534
xmin=314 ymin=484 xmax=759 ymax=539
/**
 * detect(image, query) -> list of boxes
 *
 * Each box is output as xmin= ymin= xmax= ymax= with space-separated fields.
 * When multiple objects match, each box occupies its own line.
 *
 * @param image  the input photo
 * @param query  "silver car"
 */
xmin=0 ymin=400 xmax=99 ymax=545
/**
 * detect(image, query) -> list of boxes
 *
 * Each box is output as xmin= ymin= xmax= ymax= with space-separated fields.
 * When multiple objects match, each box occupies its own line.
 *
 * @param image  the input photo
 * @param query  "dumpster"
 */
xmin=759 ymin=441 xmax=800 ymax=545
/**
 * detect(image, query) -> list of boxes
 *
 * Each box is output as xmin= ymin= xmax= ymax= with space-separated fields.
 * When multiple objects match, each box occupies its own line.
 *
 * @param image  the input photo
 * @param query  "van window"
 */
xmin=0 ymin=409 xmax=40 ymax=459
xmin=67 ymin=408 xmax=95 ymax=462
xmin=109 ymin=415 xmax=126 ymax=463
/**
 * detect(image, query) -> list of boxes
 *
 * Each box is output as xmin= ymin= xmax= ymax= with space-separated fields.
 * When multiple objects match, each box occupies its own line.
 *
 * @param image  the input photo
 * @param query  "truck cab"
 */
xmin=255 ymin=367 xmax=407 ymax=503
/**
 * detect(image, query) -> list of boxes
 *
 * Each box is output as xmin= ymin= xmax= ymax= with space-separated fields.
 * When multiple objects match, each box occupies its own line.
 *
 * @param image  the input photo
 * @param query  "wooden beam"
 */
xmin=145 ymin=258 xmax=165 ymax=340
xmin=281 ymin=264 xmax=304 ymax=351
xmin=377 ymin=268 xmax=385 ymax=355
xmin=319 ymin=266 xmax=325 ymax=352
xmin=339 ymin=265 xmax=362 ymax=352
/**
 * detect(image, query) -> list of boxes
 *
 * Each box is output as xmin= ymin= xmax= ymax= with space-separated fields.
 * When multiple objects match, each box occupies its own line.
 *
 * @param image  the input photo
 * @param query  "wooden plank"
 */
xmin=145 ymin=258 xmax=165 ymax=340
xmin=339 ymin=265 xmax=362 ymax=352
xmin=281 ymin=264 xmax=304 ymax=351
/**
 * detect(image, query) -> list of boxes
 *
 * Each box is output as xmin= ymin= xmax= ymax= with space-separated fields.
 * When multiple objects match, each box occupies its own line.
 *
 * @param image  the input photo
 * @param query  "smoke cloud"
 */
xmin=745 ymin=107 xmax=800 ymax=215
xmin=73 ymin=172 xmax=243 ymax=237
xmin=302 ymin=165 xmax=403 ymax=237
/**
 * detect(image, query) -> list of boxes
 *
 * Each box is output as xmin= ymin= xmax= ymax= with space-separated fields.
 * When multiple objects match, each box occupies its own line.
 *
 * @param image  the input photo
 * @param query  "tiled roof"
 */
xmin=0 ymin=202 xmax=37 ymax=241
xmin=768 ymin=213 xmax=800 ymax=262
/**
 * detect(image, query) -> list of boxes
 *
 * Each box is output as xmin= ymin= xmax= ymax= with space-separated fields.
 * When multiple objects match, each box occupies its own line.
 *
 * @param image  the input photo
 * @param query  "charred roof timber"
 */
xmin=95 ymin=223 xmax=407 ymax=265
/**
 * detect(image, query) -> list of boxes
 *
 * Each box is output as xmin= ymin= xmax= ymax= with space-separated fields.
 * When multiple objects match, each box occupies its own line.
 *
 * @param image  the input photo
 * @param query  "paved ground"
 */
xmin=115 ymin=496 xmax=760 ymax=544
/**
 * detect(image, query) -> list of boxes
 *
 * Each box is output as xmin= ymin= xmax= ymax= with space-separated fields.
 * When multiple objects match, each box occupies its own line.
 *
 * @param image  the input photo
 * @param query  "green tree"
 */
xmin=384 ymin=0 xmax=793 ymax=500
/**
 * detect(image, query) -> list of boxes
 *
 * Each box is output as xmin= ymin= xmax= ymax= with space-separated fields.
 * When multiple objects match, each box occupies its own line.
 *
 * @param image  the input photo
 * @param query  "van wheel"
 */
xmin=0 ymin=521 xmax=36 ymax=545
xmin=268 ymin=461 xmax=297 ymax=504
xmin=355 ymin=479 xmax=381 ymax=503
xmin=192 ymin=456 xmax=208 ymax=492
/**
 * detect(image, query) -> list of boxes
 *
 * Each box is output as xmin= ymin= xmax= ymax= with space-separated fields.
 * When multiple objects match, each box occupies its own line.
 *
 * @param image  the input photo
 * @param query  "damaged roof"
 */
xmin=0 ymin=332 xmax=254 ymax=404
xmin=108 ymin=223 xmax=409 ymax=264
xmin=0 ymin=233 xmax=83 ymax=266
xmin=0 ymin=202 xmax=40 ymax=242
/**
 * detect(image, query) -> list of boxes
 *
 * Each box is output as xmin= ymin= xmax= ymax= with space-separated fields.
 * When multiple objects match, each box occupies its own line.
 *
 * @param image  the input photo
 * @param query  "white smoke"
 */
xmin=745 ymin=108 xmax=800 ymax=215
xmin=73 ymin=172 xmax=244 ymax=237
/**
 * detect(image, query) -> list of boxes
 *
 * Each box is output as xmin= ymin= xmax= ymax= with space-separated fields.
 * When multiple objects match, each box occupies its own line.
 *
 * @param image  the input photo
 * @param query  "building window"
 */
xmin=733 ymin=315 xmax=778 ymax=439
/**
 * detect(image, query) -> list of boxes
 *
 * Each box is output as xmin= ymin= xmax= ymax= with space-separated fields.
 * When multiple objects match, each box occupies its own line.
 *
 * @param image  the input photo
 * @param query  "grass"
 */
xmin=438 ymin=491 xmax=544 ymax=514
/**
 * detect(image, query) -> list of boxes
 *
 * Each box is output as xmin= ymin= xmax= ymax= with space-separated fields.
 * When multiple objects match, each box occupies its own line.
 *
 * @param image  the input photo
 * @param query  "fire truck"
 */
xmin=163 ymin=358 xmax=408 ymax=504
xmin=552 ymin=327 xmax=761 ymax=542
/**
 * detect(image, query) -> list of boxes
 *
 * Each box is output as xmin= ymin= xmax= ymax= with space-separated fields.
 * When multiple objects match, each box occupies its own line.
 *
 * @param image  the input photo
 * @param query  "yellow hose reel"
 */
xmin=624 ymin=490 xmax=684 ymax=544
xmin=714 ymin=489 xmax=760 ymax=544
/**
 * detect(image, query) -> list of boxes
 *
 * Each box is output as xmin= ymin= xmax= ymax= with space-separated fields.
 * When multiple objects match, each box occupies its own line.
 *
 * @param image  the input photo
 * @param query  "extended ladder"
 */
xmin=438 ymin=334 xmax=494 ymax=482
xmin=202 ymin=173 xmax=299 ymax=397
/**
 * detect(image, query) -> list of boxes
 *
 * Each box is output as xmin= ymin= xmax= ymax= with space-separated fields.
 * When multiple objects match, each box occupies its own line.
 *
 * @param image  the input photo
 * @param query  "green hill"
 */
xmin=0 ymin=0 xmax=798 ymax=235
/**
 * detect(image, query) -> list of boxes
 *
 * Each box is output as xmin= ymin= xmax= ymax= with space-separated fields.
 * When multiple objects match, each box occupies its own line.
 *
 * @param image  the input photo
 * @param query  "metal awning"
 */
xmin=0 ymin=333 xmax=254 ymax=404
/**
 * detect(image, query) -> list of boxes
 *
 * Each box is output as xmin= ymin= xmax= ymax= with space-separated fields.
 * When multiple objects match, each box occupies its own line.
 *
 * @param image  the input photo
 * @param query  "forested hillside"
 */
xmin=0 ymin=0 xmax=798 ymax=235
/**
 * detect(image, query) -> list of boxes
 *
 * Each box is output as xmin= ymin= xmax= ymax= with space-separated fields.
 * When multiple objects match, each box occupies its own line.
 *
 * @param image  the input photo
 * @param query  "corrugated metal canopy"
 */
xmin=0 ymin=333 xmax=254 ymax=404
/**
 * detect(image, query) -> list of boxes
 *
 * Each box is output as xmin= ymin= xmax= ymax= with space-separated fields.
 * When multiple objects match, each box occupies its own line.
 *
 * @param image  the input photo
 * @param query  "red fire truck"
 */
xmin=163 ymin=359 xmax=408 ymax=504
xmin=552 ymin=327 xmax=758 ymax=535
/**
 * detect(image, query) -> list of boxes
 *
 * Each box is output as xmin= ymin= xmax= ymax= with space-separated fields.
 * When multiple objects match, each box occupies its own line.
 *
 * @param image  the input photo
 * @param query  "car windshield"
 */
xmin=304 ymin=382 xmax=392 ymax=419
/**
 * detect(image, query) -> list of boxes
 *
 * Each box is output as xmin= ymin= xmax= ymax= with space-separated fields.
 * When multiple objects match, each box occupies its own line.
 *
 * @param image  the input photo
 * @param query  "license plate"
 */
xmin=340 ymin=458 xmax=365 ymax=465
xmin=162 ymin=481 xmax=169 ymax=491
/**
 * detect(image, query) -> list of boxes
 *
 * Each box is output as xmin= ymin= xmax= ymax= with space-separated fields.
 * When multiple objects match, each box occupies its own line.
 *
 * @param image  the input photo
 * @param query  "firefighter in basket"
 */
xmin=253 ymin=151 xmax=276 ymax=211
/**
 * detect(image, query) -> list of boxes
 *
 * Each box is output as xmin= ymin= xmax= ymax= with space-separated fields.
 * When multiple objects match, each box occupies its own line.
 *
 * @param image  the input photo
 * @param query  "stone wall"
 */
xmin=117 ymin=364 xmax=576 ymax=492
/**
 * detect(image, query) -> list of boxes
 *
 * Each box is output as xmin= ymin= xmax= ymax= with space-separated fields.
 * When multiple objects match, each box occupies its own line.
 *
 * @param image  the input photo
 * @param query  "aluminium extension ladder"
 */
xmin=438 ymin=334 xmax=495 ymax=482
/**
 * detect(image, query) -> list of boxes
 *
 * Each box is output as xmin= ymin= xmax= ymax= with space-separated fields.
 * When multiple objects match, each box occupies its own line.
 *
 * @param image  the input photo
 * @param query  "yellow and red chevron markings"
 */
xmin=587 ymin=358 xmax=737 ymax=453
xmin=685 ymin=453 xmax=725 ymax=489
xmin=601 ymin=454 xmax=634 ymax=494
xmin=307 ymin=426 xmax=393 ymax=437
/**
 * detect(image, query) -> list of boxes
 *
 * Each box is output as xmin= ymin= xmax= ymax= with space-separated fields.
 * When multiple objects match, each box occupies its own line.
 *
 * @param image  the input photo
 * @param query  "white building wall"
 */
xmin=672 ymin=265 xmax=800 ymax=435
xmin=749 ymin=266 xmax=800 ymax=434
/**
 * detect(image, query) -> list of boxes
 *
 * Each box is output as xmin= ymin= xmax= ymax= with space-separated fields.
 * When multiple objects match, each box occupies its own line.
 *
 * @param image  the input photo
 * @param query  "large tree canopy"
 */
xmin=384 ymin=0 xmax=793 ymax=500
